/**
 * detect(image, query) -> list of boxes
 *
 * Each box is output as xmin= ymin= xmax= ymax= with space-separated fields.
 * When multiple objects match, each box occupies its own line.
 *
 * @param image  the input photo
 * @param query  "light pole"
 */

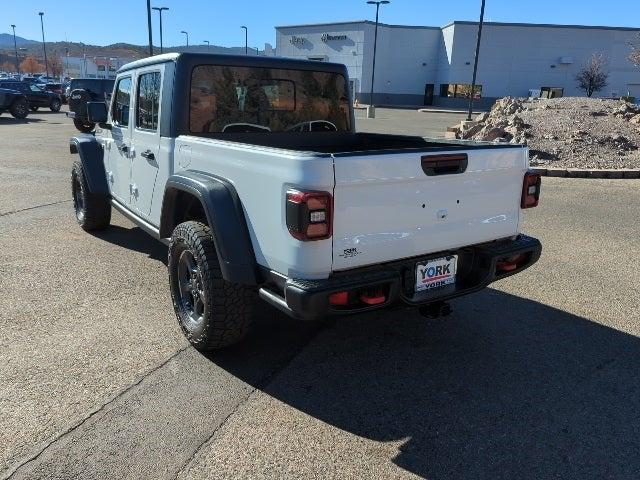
xmin=366 ymin=0 xmax=389 ymax=117
xmin=466 ymin=0 xmax=486 ymax=121
xmin=181 ymin=30 xmax=189 ymax=47
xmin=152 ymin=7 xmax=169 ymax=54
xmin=38 ymin=12 xmax=49 ymax=78
xmin=203 ymin=40 xmax=210 ymax=52
xmin=10 ymin=24 xmax=19 ymax=74
xmin=146 ymin=0 xmax=153 ymax=55
xmin=241 ymin=26 xmax=248 ymax=55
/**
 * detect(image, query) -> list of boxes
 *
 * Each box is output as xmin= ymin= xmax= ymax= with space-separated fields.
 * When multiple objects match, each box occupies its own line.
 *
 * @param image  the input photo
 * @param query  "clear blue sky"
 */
xmin=3 ymin=0 xmax=639 ymax=48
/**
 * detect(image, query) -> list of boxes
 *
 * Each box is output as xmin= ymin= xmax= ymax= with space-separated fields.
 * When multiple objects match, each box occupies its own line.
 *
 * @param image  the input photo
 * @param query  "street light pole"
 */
xmin=241 ymin=26 xmax=248 ymax=55
xmin=152 ymin=7 xmax=169 ymax=54
xmin=10 ymin=24 xmax=19 ymax=74
xmin=146 ymin=0 xmax=153 ymax=55
xmin=181 ymin=30 xmax=189 ymax=47
xmin=38 ymin=12 xmax=49 ymax=77
xmin=466 ymin=0 xmax=486 ymax=121
xmin=366 ymin=0 xmax=389 ymax=115
xmin=203 ymin=40 xmax=210 ymax=52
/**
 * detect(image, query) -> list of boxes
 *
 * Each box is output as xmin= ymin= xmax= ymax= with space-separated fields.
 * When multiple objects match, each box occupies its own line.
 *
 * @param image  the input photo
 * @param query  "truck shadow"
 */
xmin=211 ymin=289 xmax=640 ymax=479
xmin=91 ymin=225 xmax=167 ymax=263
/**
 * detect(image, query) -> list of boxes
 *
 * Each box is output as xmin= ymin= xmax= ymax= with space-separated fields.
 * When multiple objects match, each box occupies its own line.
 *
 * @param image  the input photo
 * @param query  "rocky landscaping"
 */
xmin=457 ymin=97 xmax=640 ymax=170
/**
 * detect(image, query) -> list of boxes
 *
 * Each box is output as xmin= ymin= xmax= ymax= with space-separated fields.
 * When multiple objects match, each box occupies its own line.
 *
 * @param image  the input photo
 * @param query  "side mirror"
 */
xmin=86 ymin=101 xmax=110 ymax=128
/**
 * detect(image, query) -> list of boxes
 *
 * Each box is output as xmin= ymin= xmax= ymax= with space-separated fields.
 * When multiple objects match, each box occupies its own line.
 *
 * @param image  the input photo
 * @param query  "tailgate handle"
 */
xmin=421 ymin=154 xmax=468 ymax=176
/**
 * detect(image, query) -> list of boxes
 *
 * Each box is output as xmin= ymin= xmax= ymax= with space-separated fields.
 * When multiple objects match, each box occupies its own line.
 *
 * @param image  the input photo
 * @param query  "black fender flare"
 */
xmin=69 ymin=135 xmax=109 ymax=195
xmin=160 ymin=171 xmax=259 ymax=286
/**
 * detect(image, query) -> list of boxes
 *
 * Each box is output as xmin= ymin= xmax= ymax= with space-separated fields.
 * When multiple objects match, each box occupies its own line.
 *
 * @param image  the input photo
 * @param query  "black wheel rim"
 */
xmin=72 ymin=174 xmax=84 ymax=222
xmin=177 ymin=248 xmax=206 ymax=330
xmin=17 ymin=102 xmax=27 ymax=116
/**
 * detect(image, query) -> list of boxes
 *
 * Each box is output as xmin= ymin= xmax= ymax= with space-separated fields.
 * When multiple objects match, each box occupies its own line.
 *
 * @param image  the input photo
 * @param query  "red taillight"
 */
xmin=521 ymin=171 xmax=541 ymax=209
xmin=286 ymin=189 xmax=332 ymax=241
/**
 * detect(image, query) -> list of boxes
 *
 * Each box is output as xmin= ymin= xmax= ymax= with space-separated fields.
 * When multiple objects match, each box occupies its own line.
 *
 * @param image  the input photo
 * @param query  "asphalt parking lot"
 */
xmin=1 ymin=107 xmax=639 ymax=480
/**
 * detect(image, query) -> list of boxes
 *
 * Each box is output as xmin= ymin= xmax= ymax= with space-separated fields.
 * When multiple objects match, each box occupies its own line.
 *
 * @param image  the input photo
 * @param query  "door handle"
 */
xmin=140 ymin=149 xmax=155 ymax=160
xmin=118 ymin=144 xmax=129 ymax=154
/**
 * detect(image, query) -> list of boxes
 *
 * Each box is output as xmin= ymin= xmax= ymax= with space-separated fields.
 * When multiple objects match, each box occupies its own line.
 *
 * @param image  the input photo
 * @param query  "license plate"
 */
xmin=415 ymin=255 xmax=458 ymax=292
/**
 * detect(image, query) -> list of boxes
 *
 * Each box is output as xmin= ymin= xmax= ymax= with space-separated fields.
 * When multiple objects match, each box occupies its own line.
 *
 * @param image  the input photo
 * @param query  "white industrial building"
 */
xmin=275 ymin=20 xmax=640 ymax=107
xmin=63 ymin=55 xmax=135 ymax=79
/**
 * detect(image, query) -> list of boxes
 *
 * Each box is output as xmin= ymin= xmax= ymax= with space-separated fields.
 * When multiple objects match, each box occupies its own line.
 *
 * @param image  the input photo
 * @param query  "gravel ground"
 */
xmin=460 ymin=97 xmax=640 ymax=170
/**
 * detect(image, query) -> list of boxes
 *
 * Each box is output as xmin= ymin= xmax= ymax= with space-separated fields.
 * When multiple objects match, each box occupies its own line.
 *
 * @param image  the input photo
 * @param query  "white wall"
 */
xmin=276 ymin=23 xmax=365 ymax=94
xmin=276 ymin=21 xmax=640 ymax=104
xmin=449 ymin=23 xmax=640 ymax=98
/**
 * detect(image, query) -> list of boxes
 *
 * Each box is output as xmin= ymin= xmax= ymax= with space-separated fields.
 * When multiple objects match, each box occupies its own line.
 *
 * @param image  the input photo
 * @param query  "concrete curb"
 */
xmin=531 ymin=167 xmax=640 ymax=179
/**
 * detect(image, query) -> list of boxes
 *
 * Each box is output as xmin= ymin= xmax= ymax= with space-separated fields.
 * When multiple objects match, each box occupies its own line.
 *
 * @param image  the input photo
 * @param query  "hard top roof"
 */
xmin=117 ymin=52 xmax=348 ymax=75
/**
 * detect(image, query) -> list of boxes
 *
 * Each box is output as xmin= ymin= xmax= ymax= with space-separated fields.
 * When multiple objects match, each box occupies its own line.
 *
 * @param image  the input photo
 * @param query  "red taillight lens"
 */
xmin=286 ymin=189 xmax=332 ymax=241
xmin=521 ymin=171 xmax=541 ymax=209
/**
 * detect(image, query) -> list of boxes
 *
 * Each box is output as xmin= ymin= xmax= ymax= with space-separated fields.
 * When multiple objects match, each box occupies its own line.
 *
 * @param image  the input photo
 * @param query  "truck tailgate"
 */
xmin=332 ymin=147 xmax=528 ymax=271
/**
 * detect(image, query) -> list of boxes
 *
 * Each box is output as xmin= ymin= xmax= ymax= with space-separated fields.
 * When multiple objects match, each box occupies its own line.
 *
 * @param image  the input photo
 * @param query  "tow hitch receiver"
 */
xmin=418 ymin=301 xmax=452 ymax=319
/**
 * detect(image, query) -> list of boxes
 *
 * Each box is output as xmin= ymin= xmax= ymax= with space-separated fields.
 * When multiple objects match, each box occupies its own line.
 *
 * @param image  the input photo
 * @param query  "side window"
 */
xmin=136 ymin=72 xmax=161 ymax=130
xmin=112 ymin=77 xmax=132 ymax=126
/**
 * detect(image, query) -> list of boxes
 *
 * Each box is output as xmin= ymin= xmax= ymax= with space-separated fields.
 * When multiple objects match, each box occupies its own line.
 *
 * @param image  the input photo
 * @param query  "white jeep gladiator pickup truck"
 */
xmin=70 ymin=52 xmax=542 ymax=350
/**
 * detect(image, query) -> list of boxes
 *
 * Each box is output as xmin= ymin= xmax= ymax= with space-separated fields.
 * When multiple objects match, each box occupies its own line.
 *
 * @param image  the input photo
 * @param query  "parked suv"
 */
xmin=0 ymin=88 xmax=29 ymax=118
xmin=66 ymin=78 xmax=115 ymax=132
xmin=0 ymin=81 xmax=61 ymax=112
xmin=70 ymin=53 xmax=542 ymax=351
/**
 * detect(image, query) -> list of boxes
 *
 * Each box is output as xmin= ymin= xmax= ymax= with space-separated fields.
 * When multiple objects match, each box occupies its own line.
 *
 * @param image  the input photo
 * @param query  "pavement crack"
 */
xmin=4 ymin=346 xmax=190 ymax=480
xmin=172 ymin=330 xmax=320 ymax=479
xmin=0 ymin=200 xmax=71 ymax=218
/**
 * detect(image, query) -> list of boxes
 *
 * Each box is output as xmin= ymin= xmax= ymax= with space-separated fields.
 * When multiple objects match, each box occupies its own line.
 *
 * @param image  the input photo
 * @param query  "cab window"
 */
xmin=112 ymin=77 xmax=132 ymax=126
xmin=136 ymin=72 xmax=161 ymax=130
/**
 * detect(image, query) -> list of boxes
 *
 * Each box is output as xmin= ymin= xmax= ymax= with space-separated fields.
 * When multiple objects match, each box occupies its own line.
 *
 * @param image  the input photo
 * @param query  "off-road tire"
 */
xmin=168 ymin=221 xmax=256 ymax=351
xmin=30 ymin=106 xmax=39 ymax=112
xmin=9 ymin=98 xmax=28 ymax=119
xmin=50 ymin=99 xmax=61 ymax=112
xmin=73 ymin=118 xmax=94 ymax=133
xmin=71 ymin=161 xmax=111 ymax=231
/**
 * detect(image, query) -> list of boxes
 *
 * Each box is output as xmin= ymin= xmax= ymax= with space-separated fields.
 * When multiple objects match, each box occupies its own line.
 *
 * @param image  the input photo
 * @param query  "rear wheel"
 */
xmin=71 ymin=161 xmax=111 ymax=231
xmin=168 ymin=221 xmax=256 ymax=351
xmin=73 ymin=118 xmax=94 ymax=133
xmin=10 ymin=98 xmax=28 ymax=119
xmin=50 ymin=99 xmax=61 ymax=112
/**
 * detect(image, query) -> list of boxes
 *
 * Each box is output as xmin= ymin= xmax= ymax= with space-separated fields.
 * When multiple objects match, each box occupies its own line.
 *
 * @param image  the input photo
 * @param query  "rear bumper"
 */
xmin=259 ymin=234 xmax=542 ymax=321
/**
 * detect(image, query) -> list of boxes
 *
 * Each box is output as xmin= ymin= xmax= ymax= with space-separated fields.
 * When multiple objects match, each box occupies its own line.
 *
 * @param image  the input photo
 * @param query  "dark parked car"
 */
xmin=0 ymin=81 xmax=62 ymax=112
xmin=67 ymin=78 xmax=115 ymax=132
xmin=0 ymin=88 xmax=29 ymax=118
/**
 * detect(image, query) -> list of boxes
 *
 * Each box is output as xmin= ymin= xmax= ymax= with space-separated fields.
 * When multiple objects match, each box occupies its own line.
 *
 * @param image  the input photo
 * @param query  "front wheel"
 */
xmin=168 ymin=221 xmax=256 ymax=351
xmin=71 ymin=161 xmax=111 ymax=231
xmin=73 ymin=118 xmax=94 ymax=133
xmin=50 ymin=99 xmax=61 ymax=112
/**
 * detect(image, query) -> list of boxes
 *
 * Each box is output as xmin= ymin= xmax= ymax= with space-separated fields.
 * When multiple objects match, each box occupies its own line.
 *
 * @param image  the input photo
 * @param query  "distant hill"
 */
xmin=0 ymin=34 xmax=263 ymax=61
xmin=0 ymin=33 xmax=38 ymax=48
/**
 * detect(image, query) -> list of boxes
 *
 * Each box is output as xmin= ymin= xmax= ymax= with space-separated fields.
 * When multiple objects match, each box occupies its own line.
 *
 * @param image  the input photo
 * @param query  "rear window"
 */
xmin=189 ymin=65 xmax=351 ymax=134
xmin=71 ymin=79 xmax=114 ymax=94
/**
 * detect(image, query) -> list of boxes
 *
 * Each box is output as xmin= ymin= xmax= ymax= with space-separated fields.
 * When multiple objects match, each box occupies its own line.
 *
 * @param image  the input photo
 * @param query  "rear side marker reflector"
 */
xmin=329 ymin=291 xmax=349 ymax=306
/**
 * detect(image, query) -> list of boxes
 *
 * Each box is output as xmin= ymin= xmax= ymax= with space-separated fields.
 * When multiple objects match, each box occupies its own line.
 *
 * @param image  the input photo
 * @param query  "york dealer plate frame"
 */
xmin=415 ymin=255 xmax=458 ymax=292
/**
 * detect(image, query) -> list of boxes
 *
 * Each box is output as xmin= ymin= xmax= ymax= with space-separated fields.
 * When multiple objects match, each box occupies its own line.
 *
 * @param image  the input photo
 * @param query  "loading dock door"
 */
xmin=424 ymin=84 xmax=434 ymax=106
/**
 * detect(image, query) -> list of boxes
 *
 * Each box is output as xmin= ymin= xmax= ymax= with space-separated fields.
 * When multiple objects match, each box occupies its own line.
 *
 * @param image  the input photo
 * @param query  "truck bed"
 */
xmin=198 ymin=131 xmax=525 ymax=155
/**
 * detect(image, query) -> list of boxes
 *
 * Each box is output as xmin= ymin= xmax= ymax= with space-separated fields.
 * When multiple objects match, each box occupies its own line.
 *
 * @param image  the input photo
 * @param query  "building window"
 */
xmin=440 ymin=83 xmax=482 ymax=99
